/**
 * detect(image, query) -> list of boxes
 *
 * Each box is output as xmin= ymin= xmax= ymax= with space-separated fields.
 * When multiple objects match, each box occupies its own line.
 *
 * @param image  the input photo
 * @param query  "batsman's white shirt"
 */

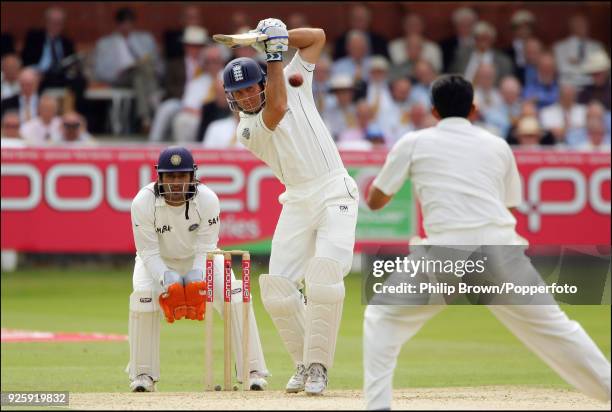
xmin=237 ymin=52 xmax=344 ymax=185
xmin=236 ymin=51 xmax=358 ymax=281
xmin=373 ymin=117 xmax=522 ymax=236
xmin=130 ymin=182 xmax=220 ymax=289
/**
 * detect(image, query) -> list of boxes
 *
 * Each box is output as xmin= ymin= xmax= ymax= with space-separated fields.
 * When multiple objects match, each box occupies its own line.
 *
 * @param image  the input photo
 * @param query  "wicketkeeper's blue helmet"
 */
xmin=154 ymin=146 xmax=198 ymax=218
xmin=222 ymin=57 xmax=266 ymax=113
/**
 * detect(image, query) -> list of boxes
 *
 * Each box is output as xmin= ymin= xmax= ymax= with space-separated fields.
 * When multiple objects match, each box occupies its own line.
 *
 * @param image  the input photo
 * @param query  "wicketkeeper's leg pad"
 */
xmin=259 ymin=274 xmax=306 ymax=366
xmin=128 ymin=290 xmax=161 ymax=381
xmin=303 ymin=257 xmax=345 ymax=369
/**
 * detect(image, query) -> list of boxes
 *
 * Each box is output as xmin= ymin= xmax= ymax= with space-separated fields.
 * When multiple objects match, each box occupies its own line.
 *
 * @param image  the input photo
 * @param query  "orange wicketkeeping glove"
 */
xmin=159 ymin=271 xmax=187 ymax=323
xmin=184 ymin=269 xmax=207 ymax=321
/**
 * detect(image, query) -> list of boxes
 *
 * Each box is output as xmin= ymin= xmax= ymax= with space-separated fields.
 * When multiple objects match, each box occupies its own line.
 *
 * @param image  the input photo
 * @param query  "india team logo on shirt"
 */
xmin=170 ymin=154 xmax=182 ymax=166
xmin=242 ymin=128 xmax=250 ymax=139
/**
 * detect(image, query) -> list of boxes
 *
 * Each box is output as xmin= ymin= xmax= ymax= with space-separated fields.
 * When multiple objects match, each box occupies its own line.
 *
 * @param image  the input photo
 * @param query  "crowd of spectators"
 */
xmin=1 ymin=5 xmax=610 ymax=151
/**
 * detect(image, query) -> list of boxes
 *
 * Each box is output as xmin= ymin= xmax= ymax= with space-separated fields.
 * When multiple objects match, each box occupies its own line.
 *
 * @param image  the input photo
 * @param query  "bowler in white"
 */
xmin=364 ymin=75 xmax=611 ymax=409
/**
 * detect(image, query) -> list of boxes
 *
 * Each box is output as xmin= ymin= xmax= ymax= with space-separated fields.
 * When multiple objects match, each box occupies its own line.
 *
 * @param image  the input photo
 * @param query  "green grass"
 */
xmin=1 ymin=267 xmax=610 ymax=393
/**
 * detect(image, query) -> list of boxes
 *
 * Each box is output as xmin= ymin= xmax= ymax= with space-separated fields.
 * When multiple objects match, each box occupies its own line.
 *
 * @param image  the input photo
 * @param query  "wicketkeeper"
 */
xmin=126 ymin=146 xmax=269 ymax=392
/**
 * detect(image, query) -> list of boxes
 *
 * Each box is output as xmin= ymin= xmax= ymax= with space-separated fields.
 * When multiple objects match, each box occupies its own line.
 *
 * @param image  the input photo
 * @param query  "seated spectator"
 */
xmin=1 ymin=54 xmax=21 ymax=99
xmin=576 ymin=108 xmax=611 ymax=151
xmin=21 ymin=6 xmax=87 ymax=113
xmin=172 ymin=45 xmax=226 ymax=142
xmin=389 ymin=34 xmax=425 ymax=80
xmin=388 ymin=13 xmax=443 ymax=72
xmin=149 ymin=26 xmax=208 ymax=142
xmin=440 ymin=7 xmax=478 ymax=72
xmin=93 ymin=7 xmax=164 ymax=133
xmin=56 ymin=111 xmax=95 ymax=144
xmin=512 ymin=116 xmax=546 ymax=147
xmin=1 ymin=68 xmax=40 ymax=122
xmin=566 ymin=101 xmax=611 ymax=148
xmin=163 ymin=5 xmax=203 ymax=60
xmin=523 ymin=52 xmax=559 ymax=109
xmin=553 ymin=14 xmax=605 ymax=88
xmin=481 ymin=75 xmax=523 ymax=137
xmin=376 ymin=77 xmax=416 ymax=142
xmin=333 ymin=4 xmax=388 ymax=60
xmin=577 ymin=51 xmax=611 ymax=110
xmin=202 ymin=111 xmax=243 ymax=149
xmin=313 ymin=54 xmax=332 ymax=113
xmin=1 ymin=111 xmax=25 ymax=147
xmin=507 ymin=101 xmax=555 ymax=145
xmin=520 ymin=37 xmax=543 ymax=86
xmin=450 ymin=21 xmax=514 ymax=83
xmin=505 ymin=10 xmax=536 ymax=81
xmin=404 ymin=102 xmax=436 ymax=134
xmin=19 ymin=94 xmax=61 ymax=144
xmin=410 ymin=59 xmax=437 ymax=109
xmin=366 ymin=56 xmax=392 ymax=120
xmin=322 ymin=74 xmax=357 ymax=141
xmin=1 ymin=32 xmax=15 ymax=57
xmin=337 ymin=99 xmax=383 ymax=147
xmin=473 ymin=63 xmax=503 ymax=113
xmin=331 ymin=30 xmax=372 ymax=99
xmin=540 ymin=83 xmax=586 ymax=144
xmin=230 ymin=11 xmax=251 ymax=34
xmin=197 ymin=74 xmax=231 ymax=143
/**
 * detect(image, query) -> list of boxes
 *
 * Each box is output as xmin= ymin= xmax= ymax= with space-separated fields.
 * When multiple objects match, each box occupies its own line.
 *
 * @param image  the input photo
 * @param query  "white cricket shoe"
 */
xmin=249 ymin=371 xmax=268 ymax=391
xmin=130 ymin=374 xmax=156 ymax=392
xmin=304 ymin=363 xmax=328 ymax=396
xmin=285 ymin=363 xmax=307 ymax=393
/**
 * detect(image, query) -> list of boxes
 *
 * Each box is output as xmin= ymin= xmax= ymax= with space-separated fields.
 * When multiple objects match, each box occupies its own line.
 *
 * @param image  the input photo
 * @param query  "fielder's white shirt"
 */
xmin=131 ymin=182 xmax=220 ymax=281
xmin=373 ymin=117 xmax=522 ymax=234
xmin=237 ymin=52 xmax=345 ymax=186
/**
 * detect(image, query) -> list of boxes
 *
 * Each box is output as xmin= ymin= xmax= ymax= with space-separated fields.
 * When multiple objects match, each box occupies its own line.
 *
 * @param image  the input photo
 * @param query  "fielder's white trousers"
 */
xmin=268 ymin=169 xmax=359 ymax=284
xmin=363 ymin=226 xmax=612 ymax=409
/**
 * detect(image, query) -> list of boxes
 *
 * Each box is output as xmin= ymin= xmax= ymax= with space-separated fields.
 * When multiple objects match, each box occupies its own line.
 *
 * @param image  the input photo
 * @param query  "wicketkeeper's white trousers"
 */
xmin=363 ymin=226 xmax=612 ymax=409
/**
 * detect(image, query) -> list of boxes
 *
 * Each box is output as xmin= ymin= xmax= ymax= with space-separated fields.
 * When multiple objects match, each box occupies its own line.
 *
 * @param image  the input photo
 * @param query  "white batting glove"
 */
xmin=256 ymin=18 xmax=289 ymax=62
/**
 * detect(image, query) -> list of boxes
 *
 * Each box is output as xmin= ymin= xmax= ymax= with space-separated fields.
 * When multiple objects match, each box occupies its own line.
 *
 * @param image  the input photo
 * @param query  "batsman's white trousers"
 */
xmin=269 ymin=169 xmax=359 ymax=284
xmin=363 ymin=225 xmax=612 ymax=410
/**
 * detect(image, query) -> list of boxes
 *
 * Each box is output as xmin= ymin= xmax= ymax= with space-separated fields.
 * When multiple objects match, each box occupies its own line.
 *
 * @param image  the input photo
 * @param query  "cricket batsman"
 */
xmin=220 ymin=19 xmax=359 ymax=395
xmin=363 ymin=75 xmax=611 ymax=409
xmin=127 ymin=146 xmax=269 ymax=392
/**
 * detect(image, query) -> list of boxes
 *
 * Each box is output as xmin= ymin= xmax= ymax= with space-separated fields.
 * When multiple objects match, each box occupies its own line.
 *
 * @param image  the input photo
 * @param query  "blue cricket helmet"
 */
xmin=156 ymin=146 xmax=197 ymax=173
xmin=155 ymin=146 xmax=198 ymax=218
xmin=223 ymin=57 xmax=266 ymax=92
xmin=222 ymin=57 xmax=267 ymax=113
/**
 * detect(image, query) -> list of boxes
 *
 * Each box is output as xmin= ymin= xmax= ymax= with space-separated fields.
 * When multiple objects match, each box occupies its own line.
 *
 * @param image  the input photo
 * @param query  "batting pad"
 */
xmin=303 ymin=257 xmax=345 ymax=369
xmin=230 ymin=280 xmax=270 ymax=380
xmin=259 ymin=274 xmax=306 ymax=365
xmin=128 ymin=290 xmax=161 ymax=381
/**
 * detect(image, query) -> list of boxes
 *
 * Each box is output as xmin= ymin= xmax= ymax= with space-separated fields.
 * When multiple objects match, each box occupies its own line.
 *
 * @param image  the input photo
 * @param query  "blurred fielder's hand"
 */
xmin=158 ymin=270 xmax=187 ymax=323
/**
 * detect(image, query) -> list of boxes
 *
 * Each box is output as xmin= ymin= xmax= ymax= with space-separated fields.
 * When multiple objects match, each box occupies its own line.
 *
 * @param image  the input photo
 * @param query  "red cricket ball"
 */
xmin=288 ymin=73 xmax=304 ymax=87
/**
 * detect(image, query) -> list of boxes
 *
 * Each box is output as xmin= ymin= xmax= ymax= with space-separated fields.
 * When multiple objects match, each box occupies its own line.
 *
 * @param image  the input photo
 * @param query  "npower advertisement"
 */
xmin=1 ymin=147 xmax=610 ymax=252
